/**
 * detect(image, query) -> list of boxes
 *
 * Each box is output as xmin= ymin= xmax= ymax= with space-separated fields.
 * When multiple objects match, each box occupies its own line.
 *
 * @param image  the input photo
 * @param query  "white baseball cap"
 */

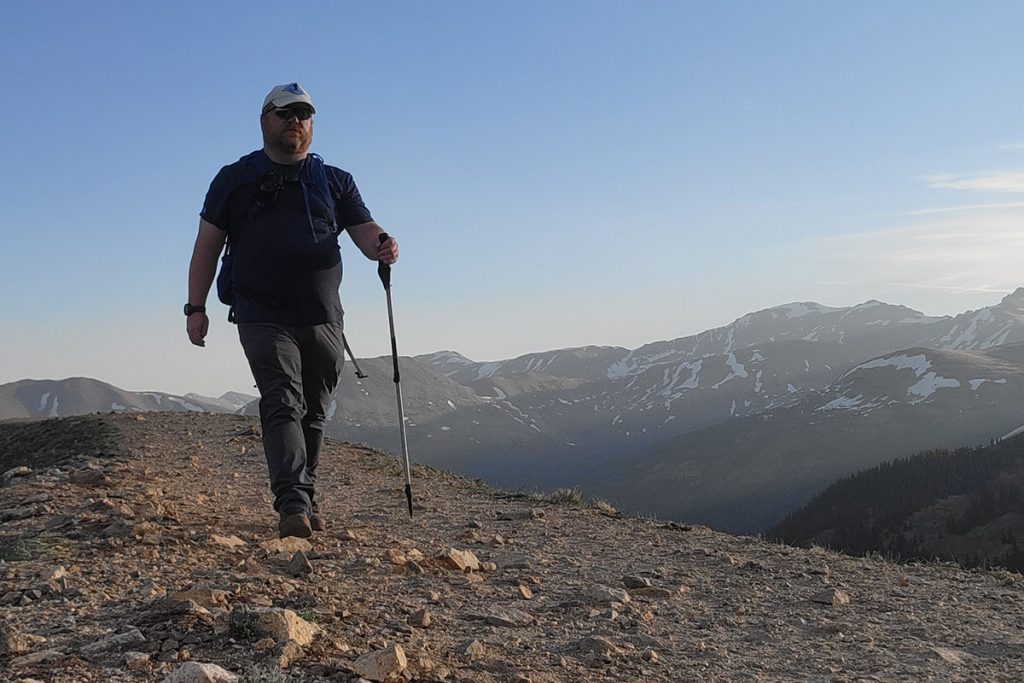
xmin=261 ymin=83 xmax=316 ymax=114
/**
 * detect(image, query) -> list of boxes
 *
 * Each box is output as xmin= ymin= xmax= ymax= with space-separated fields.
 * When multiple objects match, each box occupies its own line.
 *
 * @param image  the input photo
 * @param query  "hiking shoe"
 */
xmin=278 ymin=512 xmax=313 ymax=539
xmin=309 ymin=511 xmax=327 ymax=532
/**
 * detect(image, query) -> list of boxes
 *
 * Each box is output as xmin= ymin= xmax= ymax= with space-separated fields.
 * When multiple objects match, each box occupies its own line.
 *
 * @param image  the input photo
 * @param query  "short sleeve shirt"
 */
xmin=200 ymin=150 xmax=373 ymax=325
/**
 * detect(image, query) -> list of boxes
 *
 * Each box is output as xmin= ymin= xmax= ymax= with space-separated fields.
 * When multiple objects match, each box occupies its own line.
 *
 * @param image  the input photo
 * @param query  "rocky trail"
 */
xmin=2 ymin=412 xmax=1024 ymax=682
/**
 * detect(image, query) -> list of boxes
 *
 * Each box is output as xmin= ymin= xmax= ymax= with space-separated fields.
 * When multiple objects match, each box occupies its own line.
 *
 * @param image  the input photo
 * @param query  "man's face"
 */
xmin=260 ymin=105 xmax=314 ymax=157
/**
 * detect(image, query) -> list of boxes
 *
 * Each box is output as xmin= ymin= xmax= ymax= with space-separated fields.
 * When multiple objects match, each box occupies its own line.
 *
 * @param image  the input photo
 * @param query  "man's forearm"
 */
xmin=188 ymin=250 xmax=218 ymax=305
xmin=347 ymin=221 xmax=385 ymax=260
xmin=188 ymin=220 xmax=227 ymax=304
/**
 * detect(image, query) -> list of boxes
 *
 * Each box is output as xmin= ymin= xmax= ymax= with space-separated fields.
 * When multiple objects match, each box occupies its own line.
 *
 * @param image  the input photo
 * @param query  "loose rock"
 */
xmin=459 ymin=639 xmax=487 ymax=660
xmin=124 ymin=651 xmax=151 ymax=671
xmin=437 ymin=547 xmax=481 ymax=572
xmin=160 ymin=661 xmax=240 ymax=683
xmin=354 ymin=644 xmax=408 ymax=681
xmin=630 ymin=586 xmax=675 ymax=599
xmin=288 ymin=550 xmax=313 ymax=576
xmin=208 ymin=534 xmax=246 ymax=548
xmin=1 ymin=466 xmax=32 ymax=484
xmin=585 ymin=584 xmax=631 ymax=605
xmin=10 ymin=649 xmax=64 ymax=668
xmin=258 ymin=537 xmax=313 ymax=553
xmin=69 ymin=467 xmax=109 ymax=486
xmin=80 ymin=627 xmax=146 ymax=654
xmin=578 ymin=635 xmax=622 ymax=657
xmin=1 ymin=622 xmax=32 ymax=656
xmin=410 ymin=608 xmax=431 ymax=628
xmin=812 ymin=588 xmax=851 ymax=606
xmin=497 ymin=509 xmax=544 ymax=521
xmin=254 ymin=608 xmax=321 ymax=646
xmin=623 ymin=575 xmax=652 ymax=589
xmin=479 ymin=607 xmax=536 ymax=628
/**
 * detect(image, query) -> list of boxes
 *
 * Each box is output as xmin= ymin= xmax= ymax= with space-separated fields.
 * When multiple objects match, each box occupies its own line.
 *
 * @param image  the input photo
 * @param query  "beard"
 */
xmin=263 ymin=126 xmax=312 ymax=157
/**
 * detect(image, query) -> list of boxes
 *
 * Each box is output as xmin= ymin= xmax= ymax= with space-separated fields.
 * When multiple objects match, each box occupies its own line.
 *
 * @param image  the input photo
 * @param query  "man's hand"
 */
xmin=348 ymin=222 xmax=398 ymax=263
xmin=187 ymin=313 xmax=210 ymax=347
xmin=377 ymin=234 xmax=399 ymax=264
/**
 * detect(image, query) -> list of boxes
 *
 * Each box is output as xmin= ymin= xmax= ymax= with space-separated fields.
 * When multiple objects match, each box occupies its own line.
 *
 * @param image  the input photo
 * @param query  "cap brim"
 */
xmin=263 ymin=96 xmax=316 ymax=114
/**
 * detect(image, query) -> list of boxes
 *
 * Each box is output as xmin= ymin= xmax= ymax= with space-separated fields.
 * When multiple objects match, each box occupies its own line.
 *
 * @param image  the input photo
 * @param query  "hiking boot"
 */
xmin=309 ymin=511 xmax=327 ymax=532
xmin=278 ymin=512 xmax=312 ymax=539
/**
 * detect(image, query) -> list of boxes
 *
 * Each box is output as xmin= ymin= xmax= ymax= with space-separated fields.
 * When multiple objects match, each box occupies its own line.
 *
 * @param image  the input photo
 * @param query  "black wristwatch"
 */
xmin=183 ymin=303 xmax=207 ymax=316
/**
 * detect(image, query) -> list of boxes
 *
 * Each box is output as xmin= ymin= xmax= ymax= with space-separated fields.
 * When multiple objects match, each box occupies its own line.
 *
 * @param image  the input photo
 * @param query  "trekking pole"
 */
xmin=341 ymin=333 xmax=368 ymax=379
xmin=377 ymin=233 xmax=414 ymax=517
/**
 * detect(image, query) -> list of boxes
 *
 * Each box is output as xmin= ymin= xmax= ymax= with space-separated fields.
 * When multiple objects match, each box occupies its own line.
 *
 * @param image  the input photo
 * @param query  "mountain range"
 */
xmin=7 ymin=289 xmax=1024 ymax=534
xmin=0 ymin=377 xmax=254 ymax=420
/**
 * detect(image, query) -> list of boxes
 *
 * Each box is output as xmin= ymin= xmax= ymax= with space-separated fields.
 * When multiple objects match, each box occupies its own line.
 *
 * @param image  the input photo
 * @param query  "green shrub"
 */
xmin=228 ymin=605 xmax=260 ymax=641
xmin=549 ymin=487 xmax=584 ymax=505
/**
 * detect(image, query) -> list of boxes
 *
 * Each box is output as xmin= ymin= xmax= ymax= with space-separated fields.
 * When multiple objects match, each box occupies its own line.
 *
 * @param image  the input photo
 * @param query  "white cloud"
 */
xmin=805 ymin=207 xmax=1024 ymax=299
xmin=925 ymin=172 xmax=1024 ymax=193
xmin=908 ymin=201 xmax=1024 ymax=216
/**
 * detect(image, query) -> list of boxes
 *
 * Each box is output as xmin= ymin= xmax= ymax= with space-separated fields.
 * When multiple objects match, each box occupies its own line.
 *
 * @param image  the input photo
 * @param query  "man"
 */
xmin=186 ymin=83 xmax=399 ymax=538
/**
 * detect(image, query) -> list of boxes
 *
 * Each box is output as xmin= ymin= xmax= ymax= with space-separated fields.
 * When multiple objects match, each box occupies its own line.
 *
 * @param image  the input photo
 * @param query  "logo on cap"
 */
xmin=284 ymin=83 xmax=305 ymax=95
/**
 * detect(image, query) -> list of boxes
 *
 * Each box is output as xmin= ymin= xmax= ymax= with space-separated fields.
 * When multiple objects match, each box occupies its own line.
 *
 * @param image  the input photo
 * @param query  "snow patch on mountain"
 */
xmin=608 ymin=350 xmax=674 ymax=379
xmin=778 ymin=303 xmax=819 ymax=318
xmin=711 ymin=354 xmax=748 ymax=389
xmin=908 ymin=374 xmax=961 ymax=403
xmin=477 ymin=362 xmax=502 ymax=380
xmin=817 ymin=394 xmax=864 ymax=411
xmin=1002 ymin=423 xmax=1024 ymax=440
xmin=980 ymin=324 xmax=1014 ymax=350
xmin=843 ymin=353 xmax=932 ymax=380
xmin=167 ymin=396 xmax=203 ymax=412
xmin=939 ymin=309 xmax=993 ymax=348
xmin=967 ymin=378 xmax=1005 ymax=390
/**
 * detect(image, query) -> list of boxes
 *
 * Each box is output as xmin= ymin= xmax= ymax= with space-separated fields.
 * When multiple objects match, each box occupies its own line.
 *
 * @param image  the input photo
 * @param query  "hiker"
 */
xmin=185 ymin=83 xmax=399 ymax=538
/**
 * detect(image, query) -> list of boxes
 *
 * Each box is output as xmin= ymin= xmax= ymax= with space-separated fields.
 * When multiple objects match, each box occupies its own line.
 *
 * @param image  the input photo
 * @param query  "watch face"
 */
xmin=184 ymin=303 xmax=191 ymax=315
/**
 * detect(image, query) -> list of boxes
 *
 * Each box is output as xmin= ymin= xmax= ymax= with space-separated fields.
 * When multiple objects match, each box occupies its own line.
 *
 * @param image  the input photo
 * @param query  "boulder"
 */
xmin=437 ymin=548 xmax=481 ymax=572
xmin=254 ymin=608 xmax=320 ymax=646
xmin=160 ymin=661 xmax=240 ymax=683
xmin=353 ymin=644 xmax=407 ymax=681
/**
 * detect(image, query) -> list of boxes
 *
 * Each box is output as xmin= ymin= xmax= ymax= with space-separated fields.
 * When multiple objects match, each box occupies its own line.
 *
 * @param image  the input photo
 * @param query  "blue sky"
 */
xmin=4 ymin=2 xmax=1024 ymax=395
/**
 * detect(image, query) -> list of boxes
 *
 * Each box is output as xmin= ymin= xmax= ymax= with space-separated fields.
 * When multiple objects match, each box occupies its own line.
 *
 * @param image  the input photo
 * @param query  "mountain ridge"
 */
xmin=10 ymin=290 xmax=1024 ymax=536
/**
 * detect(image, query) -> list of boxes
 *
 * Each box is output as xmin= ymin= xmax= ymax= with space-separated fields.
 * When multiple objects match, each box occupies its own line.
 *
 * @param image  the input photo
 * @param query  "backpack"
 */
xmin=216 ymin=152 xmax=338 ymax=322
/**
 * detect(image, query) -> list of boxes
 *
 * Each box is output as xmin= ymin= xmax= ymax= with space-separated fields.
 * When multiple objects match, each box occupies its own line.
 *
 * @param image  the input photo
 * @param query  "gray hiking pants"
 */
xmin=238 ymin=321 xmax=345 ymax=516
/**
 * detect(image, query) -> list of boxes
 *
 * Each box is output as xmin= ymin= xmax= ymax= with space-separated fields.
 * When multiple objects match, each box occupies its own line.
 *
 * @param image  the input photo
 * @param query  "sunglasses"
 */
xmin=270 ymin=107 xmax=313 ymax=121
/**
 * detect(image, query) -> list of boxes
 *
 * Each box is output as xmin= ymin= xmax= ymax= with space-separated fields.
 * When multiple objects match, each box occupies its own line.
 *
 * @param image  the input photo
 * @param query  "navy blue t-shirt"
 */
xmin=200 ymin=150 xmax=373 ymax=325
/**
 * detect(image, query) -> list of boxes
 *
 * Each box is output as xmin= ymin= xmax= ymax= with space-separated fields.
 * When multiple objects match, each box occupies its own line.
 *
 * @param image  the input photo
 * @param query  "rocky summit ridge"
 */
xmin=2 ymin=413 xmax=1024 ymax=682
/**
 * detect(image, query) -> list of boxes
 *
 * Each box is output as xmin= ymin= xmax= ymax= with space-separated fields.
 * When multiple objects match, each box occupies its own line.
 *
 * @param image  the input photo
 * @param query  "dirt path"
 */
xmin=2 ymin=412 xmax=1023 ymax=682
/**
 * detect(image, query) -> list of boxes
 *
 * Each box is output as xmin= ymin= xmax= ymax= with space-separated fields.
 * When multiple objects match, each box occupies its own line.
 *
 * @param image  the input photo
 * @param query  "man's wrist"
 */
xmin=183 ymin=303 xmax=207 ymax=316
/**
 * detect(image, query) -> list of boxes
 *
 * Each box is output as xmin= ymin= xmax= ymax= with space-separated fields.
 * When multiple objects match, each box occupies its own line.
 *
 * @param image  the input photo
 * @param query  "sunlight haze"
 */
xmin=3 ymin=1 xmax=1024 ymax=395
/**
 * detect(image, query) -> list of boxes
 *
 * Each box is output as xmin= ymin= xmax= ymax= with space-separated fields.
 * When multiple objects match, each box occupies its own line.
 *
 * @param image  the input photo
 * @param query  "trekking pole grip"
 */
xmin=377 ymin=232 xmax=392 ymax=289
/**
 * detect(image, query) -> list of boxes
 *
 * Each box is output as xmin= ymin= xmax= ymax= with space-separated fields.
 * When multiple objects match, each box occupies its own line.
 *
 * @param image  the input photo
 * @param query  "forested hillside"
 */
xmin=770 ymin=434 xmax=1024 ymax=571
